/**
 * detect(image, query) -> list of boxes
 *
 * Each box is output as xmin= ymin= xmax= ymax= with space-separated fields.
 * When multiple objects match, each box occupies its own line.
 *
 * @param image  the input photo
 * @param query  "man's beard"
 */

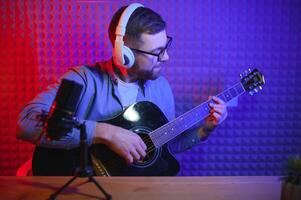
xmin=140 ymin=66 xmax=162 ymax=80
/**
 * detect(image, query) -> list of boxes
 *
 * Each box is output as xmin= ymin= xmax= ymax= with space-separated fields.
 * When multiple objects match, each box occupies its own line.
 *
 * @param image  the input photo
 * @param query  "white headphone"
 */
xmin=113 ymin=3 xmax=144 ymax=68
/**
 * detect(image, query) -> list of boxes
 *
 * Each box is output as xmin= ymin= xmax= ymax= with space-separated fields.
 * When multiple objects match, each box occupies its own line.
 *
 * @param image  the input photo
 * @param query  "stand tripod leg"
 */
xmin=49 ymin=175 xmax=77 ymax=200
xmin=48 ymin=122 xmax=112 ymax=200
xmin=89 ymin=176 xmax=112 ymax=200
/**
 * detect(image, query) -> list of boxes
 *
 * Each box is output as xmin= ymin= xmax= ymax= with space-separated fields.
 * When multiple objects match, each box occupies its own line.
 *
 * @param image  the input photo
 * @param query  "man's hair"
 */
xmin=108 ymin=6 xmax=166 ymax=46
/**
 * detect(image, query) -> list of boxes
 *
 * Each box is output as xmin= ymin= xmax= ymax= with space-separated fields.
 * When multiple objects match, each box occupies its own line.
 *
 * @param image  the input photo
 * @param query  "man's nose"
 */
xmin=161 ymin=50 xmax=169 ymax=61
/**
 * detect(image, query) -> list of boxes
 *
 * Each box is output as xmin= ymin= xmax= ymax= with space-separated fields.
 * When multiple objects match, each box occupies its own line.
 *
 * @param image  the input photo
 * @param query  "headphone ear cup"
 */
xmin=122 ymin=45 xmax=135 ymax=68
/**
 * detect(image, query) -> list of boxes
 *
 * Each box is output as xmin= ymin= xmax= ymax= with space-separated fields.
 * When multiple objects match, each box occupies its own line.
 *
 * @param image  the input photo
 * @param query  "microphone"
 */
xmin=45 ymin=78 xmax=83 ymax=140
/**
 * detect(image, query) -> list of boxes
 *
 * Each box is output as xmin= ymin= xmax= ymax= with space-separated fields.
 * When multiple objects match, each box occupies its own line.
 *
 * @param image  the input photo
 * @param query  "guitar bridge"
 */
xmin=91 ymin=154 xmax=110 ymax=176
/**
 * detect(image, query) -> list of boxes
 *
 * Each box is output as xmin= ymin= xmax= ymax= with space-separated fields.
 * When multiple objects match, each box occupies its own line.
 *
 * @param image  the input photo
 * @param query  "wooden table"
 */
xmin=0 ymin=176 xmax=281 ymax=200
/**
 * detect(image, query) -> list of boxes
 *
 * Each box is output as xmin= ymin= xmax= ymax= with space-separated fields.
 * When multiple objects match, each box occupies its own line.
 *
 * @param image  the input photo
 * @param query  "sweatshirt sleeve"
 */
xmin=16 ymin=66 xmax=97 ymax=149
xmin=168 ymin=125 xmax=207 ymax=154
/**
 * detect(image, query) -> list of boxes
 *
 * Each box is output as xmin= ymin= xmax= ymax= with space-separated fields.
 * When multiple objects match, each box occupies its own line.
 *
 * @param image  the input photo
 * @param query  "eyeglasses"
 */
xmin=130 ymin=36 xmax=172 ymax=62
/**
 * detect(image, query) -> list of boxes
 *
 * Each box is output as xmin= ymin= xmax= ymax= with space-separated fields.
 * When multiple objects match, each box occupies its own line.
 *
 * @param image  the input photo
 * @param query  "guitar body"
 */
xmin=90 ymin=101 xmax=180 ymax=176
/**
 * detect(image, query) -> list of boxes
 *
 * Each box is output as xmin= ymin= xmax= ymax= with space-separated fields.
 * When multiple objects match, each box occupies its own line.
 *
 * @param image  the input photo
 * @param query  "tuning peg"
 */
xmin=249 ymin=91 xmax=254 ymax=95
xmin=240 ymin=73 xmax=243 ymax=78
xmin=248 ymin=68 xmax=252 ymax=72
xmin=244 ymin=70 xmax=248 ymax=75
xmin=259 ymin=86 xmax=263 ymax=90
xmin=254 ymin=88 xmax=258 ymax=93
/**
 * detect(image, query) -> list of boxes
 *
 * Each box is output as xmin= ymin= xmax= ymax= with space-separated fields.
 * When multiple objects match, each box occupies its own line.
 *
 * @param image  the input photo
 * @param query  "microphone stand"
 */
xmin=48 ymin=119 xmax=112 ymax=200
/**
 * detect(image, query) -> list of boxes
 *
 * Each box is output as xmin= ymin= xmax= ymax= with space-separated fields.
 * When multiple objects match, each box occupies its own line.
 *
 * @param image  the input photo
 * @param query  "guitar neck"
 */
xmin=149 ymin=82 xmax=246 ymax=148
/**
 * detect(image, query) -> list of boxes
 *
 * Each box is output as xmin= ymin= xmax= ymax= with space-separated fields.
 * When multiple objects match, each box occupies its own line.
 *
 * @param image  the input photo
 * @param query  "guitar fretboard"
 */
xmin=149 ymin=82 xmax=245 ymax=148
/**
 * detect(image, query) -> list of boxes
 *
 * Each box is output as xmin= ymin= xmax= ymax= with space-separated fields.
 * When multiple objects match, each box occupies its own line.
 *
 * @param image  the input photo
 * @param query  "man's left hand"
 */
xmin=203 ymin=96 xmax=228 ymax=132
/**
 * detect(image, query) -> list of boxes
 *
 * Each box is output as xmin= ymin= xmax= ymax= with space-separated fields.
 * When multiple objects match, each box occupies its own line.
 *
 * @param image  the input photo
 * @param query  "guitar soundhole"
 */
xmin=131 ymin=126 xmax=161 ymax=168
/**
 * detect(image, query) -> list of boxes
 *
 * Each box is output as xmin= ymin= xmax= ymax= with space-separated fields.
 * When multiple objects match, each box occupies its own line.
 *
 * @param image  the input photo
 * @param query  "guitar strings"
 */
xmin=92 ymin=136 xmax=158 ymax=171
xmin=92 ymin=129 xmax=170 ymax=172
xmin=93 ymin=145 xmax=158 ymax=172
xmin=95 ymin=128 xmax=177 ymax=171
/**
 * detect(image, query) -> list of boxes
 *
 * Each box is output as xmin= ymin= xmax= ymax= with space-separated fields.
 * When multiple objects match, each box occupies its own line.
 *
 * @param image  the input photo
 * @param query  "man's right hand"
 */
xmin=93 ymin=122 xmax=147 ymax=165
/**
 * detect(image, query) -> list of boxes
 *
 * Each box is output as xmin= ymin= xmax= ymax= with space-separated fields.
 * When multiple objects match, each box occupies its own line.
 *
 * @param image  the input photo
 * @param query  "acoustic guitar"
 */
xmin=91 ymin=69 xmax=265 ymax=176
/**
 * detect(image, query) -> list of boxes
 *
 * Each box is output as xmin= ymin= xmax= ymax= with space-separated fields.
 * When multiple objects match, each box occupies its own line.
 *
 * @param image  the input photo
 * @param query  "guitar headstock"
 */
xmin=240 ymin=68 xmax=265 ymax=95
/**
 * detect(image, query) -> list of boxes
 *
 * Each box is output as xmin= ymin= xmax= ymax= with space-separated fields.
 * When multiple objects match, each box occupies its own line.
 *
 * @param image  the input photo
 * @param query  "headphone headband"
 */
xmin=115 ymin=3 xmax=144 ymax=36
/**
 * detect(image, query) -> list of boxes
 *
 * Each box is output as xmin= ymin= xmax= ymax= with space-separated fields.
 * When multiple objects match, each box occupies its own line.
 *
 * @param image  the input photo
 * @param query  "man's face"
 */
xmin=128 ymin=30 xmax=170 ymax=80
